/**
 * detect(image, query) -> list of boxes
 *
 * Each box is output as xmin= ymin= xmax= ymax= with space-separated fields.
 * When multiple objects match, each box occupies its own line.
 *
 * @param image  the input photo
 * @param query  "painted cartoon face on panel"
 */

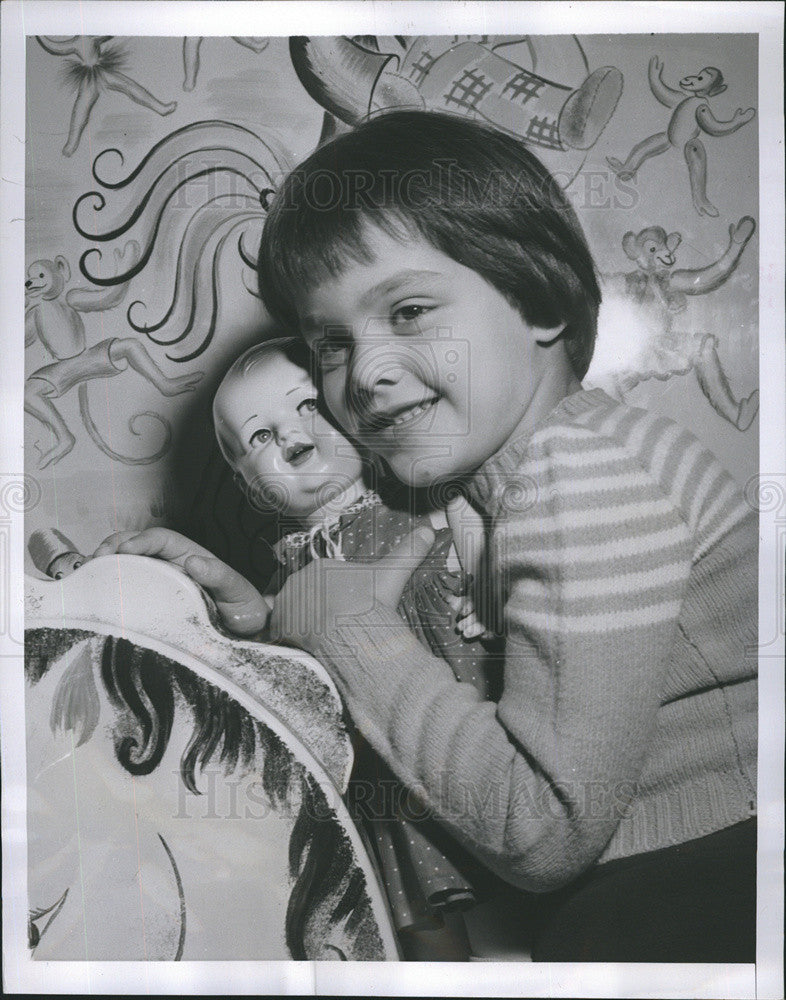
xmin=622 ymin=227 xmax=682 ymax=272
xmin=679 ymin=67 xmax=725 ymax=96
xmin=298 ymin=226 xmax=566 ymax=489
xmin=213 ymin=351 xmax=365 ymax=520
xmin=24 ymin=258 xmax=69 ymax=301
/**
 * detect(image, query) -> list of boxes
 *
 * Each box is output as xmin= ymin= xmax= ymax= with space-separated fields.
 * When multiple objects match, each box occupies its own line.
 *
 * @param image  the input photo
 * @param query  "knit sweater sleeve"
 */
xmin=312 ymin=422 xmax=697 ymax=892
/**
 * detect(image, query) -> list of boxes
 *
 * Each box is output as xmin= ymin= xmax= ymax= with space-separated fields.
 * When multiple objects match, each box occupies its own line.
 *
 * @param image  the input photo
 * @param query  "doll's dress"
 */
xmin=273 ymin=490 xmax=491 ymax=933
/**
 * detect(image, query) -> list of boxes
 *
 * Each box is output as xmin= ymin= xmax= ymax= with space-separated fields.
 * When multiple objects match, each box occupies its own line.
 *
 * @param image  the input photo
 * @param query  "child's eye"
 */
xmin=391 ymin=303 xmax=432 ymax=327
xmin=249 ymin=428 xmax=272 ymax=447
xmin=297 ymin=397 xmax=318 ymax=415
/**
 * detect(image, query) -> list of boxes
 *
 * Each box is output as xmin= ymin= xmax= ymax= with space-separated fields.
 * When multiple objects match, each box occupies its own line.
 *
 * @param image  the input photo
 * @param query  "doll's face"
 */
xmin=213 ymin=352 xmax=364 ymax=520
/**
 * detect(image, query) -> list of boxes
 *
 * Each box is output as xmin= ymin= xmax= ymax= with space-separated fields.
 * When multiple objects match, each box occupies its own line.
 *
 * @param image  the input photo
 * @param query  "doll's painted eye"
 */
xmin=249 ymin=428 xmax=272 ymax=447
xmin=297 ymin=398 xmax=317 ymax=415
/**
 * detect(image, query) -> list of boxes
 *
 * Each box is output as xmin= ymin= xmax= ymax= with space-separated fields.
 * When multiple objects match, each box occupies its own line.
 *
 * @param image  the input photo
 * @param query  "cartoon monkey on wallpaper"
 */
xmin=607 ymin=57 xmax=755 ymax=217
xmin=619 ymin=216 xmax=756 ymax=311
xmin=605 ymin=217 xmax=758 ymax=430
xmin=25 ymin=242 xmax=203 ymax=470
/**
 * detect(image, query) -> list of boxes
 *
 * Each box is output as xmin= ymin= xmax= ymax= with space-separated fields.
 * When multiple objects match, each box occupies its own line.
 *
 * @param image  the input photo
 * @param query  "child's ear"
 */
xmin=534 ymin=323 xmax=567 ymax=346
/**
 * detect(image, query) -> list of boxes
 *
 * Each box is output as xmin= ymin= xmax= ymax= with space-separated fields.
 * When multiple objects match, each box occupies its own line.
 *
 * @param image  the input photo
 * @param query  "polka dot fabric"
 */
xmin=273 ymin=492 xmax=492 ymax=931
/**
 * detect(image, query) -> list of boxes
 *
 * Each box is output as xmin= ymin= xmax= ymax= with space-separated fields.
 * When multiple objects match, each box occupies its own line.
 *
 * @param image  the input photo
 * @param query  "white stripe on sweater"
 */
xmin=513 ymin=564 xmax=689 ymax=601
xmin=647 ymin=420 xmax=686 ymax=483
xmin=508 ymin=599 xmax=685 ymax=634
xmin=522 ymin=497 xmax=677 ymax=529
xmin=497 ymin=523 xmax=689 ymax=565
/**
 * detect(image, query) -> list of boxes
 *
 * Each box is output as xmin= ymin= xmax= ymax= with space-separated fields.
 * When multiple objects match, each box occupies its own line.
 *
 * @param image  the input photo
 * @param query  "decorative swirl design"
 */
xmin=167 ymin=216 xmax=264 ymax=363
xmin=0 ymin=474 xmax=43 ymax=516
xmin=744 ymin=474 xmax=786 ymax=517
xmin=90 ymin=120 xmax=289 ymax=190
xmin=313 ymin=475 xmax=363 ymax=517
xmin=73 ymin=121 xmax=285 ymax=363
xmin=426 ymin=477 xmax=468 ymax=512
xmin=126 ymin=197 xmax=261 ymax=336
xmin=245 ymin=475 xmax=291 ymax=514
xmin=78 ymin=384 xmax=173 ymax=465
xmin=74 ymin=157 xmax=264 ymax=246
xmin=497 ymin=473 xmax=540 ymax=514
xmin=237 ymin=227 xmax=260 ymax=269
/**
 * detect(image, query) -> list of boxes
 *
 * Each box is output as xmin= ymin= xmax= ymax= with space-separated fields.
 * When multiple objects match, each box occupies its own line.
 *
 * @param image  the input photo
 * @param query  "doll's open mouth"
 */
xmin=284 ymin=442 xmax=315 ymax=466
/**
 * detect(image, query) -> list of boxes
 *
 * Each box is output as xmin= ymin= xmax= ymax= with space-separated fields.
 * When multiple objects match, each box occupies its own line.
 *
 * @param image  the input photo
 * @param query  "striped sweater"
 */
xmin=314 ymin=388 xmax=758 ymax=893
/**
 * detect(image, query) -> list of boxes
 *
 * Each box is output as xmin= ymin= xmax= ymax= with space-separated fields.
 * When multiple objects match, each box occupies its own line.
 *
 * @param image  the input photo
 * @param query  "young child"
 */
xmin=95 ymin=335 xmax=496 ymax=960
xmin=242 ymin=109 xmax=757 ymax=963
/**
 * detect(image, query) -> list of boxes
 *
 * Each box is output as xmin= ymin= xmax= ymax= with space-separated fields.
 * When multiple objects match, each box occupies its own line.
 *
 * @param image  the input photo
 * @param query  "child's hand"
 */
xmin=438 ymin=569 xmax=491 ymax=640
xmin=93 ymin=528 xmax=272 ymax=637
xmin=269 ymin=527 xmax=435 ymax=657
xmin=455 ymin=601 xmax=493 ymax=641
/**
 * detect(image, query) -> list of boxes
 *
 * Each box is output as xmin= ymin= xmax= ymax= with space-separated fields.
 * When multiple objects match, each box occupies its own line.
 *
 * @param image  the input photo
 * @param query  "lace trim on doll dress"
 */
xmin=272 ymin=489 xmax=383 ymax=564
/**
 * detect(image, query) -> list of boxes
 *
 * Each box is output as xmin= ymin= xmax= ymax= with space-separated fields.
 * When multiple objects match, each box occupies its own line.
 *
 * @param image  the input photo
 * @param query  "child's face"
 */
xmin=214 ymin=353 xmax=364 ymax=519
xmin=298 ymin=227 xmax=566 ymax=487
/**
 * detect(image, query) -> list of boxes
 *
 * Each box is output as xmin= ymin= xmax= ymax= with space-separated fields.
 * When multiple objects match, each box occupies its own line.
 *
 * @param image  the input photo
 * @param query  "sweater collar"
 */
xmin=462 ymin=387 xmax=608 ymax=514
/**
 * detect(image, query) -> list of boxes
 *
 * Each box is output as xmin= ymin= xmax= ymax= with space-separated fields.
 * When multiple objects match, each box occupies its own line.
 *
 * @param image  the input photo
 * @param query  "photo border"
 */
xmin=2 ymin=2 xmax=783 ymax=995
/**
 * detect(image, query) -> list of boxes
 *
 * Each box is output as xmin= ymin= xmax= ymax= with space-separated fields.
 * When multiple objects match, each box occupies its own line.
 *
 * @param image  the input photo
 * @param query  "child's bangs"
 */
xmin=260 ymin=178 xmax=414 ymax=328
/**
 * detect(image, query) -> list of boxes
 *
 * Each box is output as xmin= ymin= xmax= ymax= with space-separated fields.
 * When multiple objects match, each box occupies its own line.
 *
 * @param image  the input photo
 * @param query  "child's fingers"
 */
xmin=456 ymin=611 xmax=486 ymax=640
xmin=444 ymin=591 xmax=464 ymax=615
xmin=457 ymin=618 xmax=495 ymax=641
xmin=114 ymin=527 xmax=212 ymax=565
xmin=184 ymin=554 xmax=272 ymax=636
xmin=92 ymin=531 xmax=142 ymax=558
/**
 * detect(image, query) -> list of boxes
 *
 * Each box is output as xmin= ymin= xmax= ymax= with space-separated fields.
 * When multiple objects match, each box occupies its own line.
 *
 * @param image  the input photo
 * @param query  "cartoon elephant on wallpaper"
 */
xmin=289 ymin=35 xmax=623 ymax=167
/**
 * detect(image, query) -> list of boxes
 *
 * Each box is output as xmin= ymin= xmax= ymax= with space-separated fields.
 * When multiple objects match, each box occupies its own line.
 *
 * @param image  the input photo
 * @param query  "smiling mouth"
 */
xmin=361 ymin=397 xmax=438 ymax=433
xmin=285 ymin=442 xmax=315 ymax=466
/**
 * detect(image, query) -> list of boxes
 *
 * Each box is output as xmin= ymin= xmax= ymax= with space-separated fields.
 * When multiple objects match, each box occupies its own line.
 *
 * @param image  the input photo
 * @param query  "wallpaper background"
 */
xmin=24 ymin=34 xmax=759 ymax=589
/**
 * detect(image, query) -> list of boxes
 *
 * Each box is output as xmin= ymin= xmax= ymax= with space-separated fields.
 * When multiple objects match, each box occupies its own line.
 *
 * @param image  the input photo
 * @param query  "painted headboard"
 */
xmin=25 ymin=555 xmax=397 ymax=960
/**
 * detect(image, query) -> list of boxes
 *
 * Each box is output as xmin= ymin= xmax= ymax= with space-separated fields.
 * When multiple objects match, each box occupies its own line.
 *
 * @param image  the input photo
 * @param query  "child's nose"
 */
xmin=349 ymin=341 xmax=405 ymax=400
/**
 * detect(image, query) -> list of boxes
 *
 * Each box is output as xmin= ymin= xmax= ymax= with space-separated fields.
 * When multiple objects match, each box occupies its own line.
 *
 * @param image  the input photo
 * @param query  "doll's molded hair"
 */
xmin=258 ymin=110 xmax=601 ymax=380
xmin=213 ymin=336 xmax=316 ymax=465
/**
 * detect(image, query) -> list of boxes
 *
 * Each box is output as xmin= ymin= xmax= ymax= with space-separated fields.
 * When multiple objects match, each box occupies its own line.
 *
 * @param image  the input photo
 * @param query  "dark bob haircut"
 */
xmin=258 ymin=109 xmax=600 ymax=380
